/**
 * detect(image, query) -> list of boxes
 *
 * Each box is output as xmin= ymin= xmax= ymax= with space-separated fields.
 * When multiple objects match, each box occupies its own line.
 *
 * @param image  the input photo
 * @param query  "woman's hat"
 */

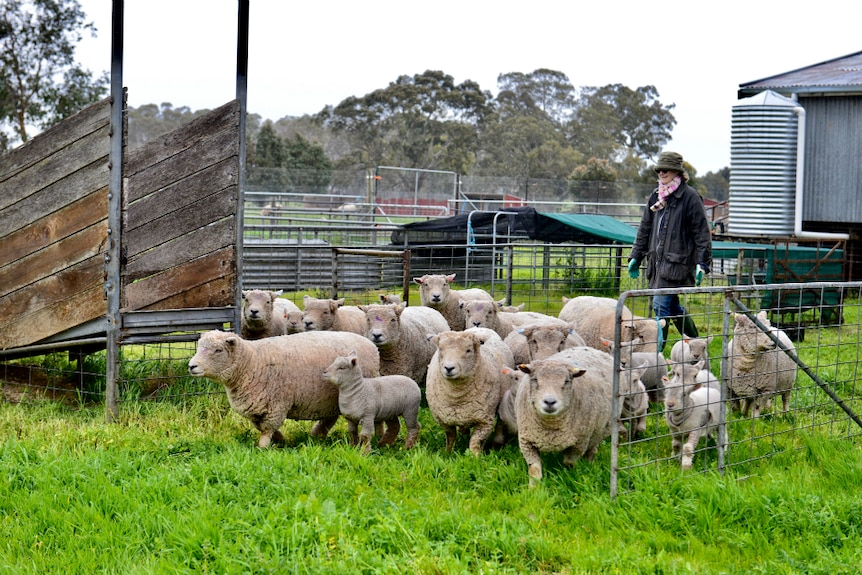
xmin=653 ymin=151 xmax=684 ymax=174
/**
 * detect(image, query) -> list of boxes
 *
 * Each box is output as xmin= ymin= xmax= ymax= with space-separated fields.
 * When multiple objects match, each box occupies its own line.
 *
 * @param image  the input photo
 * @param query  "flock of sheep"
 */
xmin=186 ymin=274 xmax=798 ymax=487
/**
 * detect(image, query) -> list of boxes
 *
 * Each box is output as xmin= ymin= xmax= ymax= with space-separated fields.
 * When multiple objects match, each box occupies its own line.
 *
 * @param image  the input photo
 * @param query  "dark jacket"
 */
xmin=629 ymin=182 xmax=712 ymax=289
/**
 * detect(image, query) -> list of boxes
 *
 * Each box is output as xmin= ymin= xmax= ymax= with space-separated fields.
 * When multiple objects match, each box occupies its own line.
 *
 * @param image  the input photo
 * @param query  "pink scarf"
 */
xmin=650 ymin=175 xmax=681 ymax=212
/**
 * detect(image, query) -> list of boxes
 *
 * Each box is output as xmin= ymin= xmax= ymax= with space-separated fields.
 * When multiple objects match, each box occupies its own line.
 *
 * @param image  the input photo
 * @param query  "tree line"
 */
xmin=1 ymin=0 xmax=729 ymax=201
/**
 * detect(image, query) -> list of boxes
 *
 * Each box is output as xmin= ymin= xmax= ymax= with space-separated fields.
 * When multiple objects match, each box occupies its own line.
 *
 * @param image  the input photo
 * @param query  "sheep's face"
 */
xmin=523 ymin=360 xmax=585 ymax=417
xmin=414 ymin=273 xmax=454 ymax=305
xmin=362 ymin=304 xmax=403 ymax=346
xmin=623 ymin=318 xmax=664 ymax=350
xmin=242 ymin=290 xmax=277 ymax=326
xmin=733 ymin=312 xmax=774 ymax=353
xmin=188 ymin=331 xmax=238 ymax=379
xmin=500 ymin=367 xmax=524 ymax=391
xmin=687 ymin=337 xmax=713 ymax=363
xmin=433 ymin=331 xmax=480 ymax=380
xmin=525 ymin=326 xmax=572 ymax=361
xmin=302 ymin=296 xmax=339 ymax=331
xmin=462 ymin=300 xmax=496 ymax=330
xmin=285 ymin=311 xmax=305 ymax=334
xmin=322 ymin=353 xmax=359 ymax=387
xmin=663 ymin=361 xmax=703 ymax=412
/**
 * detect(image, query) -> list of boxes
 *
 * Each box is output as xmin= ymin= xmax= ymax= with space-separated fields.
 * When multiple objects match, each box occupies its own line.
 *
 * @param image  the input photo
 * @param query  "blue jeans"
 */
xmin=652 ymin=294 xmax=686 ymax=323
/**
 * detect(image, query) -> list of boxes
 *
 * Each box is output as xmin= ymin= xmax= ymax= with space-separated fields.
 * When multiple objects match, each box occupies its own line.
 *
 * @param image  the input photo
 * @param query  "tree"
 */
xmin=248 ymin=121 xmax=332 ymax=193
xmin=0 ymin=0 xmax=107 ymax=147
xmin=495 ymin=68 xmax=577 ymax=126
xmin=700 ymin=167 xmax=730 ymax=202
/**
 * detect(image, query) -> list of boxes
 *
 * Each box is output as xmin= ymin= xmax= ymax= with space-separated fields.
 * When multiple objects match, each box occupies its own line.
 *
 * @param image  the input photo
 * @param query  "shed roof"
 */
xmin=738 ymin=50 xmax=862 ymax=98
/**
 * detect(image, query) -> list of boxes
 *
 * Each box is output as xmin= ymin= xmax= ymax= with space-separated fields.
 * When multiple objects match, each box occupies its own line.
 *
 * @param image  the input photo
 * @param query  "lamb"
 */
xmin=505 ymin=323 xmax=586 ymax=365
xmin=664 ymin=359 xmax=728 ymax=470
xmin=670 ymin=335 xmax=714 ymax=366
xmin=285 ymin=310 xmax=305 ymax=334
xmin=514 ymin=346 xmax=615 ymax=487
xmin=358 ymin=302 xmax=449 ymax=385
xmin=241 ymin=289 xmax=299 ymax=339
xmin=302 ymin=295 xmax=367 ymax=335
xmin=379 ymin=293 xmax=402 ymax=304
xmin=413 ymin=273 xmax=493 ymax=330
xmin=558 ymin=295 xmax=664 ymax=353
xmin=461 ymin=299 xmax=519 ymax=339
xmin=322 ymin=351 xmax=422 ymax=454
xmin=495 ymin=367 xmax=523 ymax=440
xmin=612 ymin=339 xmax=669 ymax=403
xmin=724 ymin=311 xmax=797 ymax=418
xmin=425 ymin=327 xmax=514 ymax=455
xmin=188 ymin=330 xmax=381 ymax=448
xmin=618 ymin=361 xmax=649 ymax=440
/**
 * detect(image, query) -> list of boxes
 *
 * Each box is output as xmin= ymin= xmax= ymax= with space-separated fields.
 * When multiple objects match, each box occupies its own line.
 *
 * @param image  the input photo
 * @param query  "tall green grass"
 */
xmin=1 ymin=396 xmax=860 ymax=574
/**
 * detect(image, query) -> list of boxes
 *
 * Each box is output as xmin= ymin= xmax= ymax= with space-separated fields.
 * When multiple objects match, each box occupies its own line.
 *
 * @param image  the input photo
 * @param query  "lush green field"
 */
xmin=1 ymin=394 xmax=860 ymax=574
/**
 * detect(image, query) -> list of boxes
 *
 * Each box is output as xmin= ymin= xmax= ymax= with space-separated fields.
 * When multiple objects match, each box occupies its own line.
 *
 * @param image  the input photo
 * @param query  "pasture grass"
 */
xmin=0 ymin=394 xmax=860 ymax=574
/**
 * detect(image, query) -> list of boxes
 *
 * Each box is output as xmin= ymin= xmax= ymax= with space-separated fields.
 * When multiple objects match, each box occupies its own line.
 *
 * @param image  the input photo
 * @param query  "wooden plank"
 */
xmin=125 ymin=157 xmax=238 ymax=231
xmin=0 ymin=124 xmax=110 ymax=213
xmin=0 ymin=221 xmax=108 ymax=299
xmin=0 ymin=256 xmax=103 ymax=328
xmin=123 ymin=188 xmax=236 ymax=259
xmin=0 ymin=98 xmax=110 ymax=183
xmin=135 ymin=276 xmax=236 ymax=312
xmin=0 ymin=188 xmax=108 ymax=268
xmin=124 ymin=216 xmax=234 ymax=282
xmin=123 ymin=247 xmax=235 ymax=311
xmin=0 ymin=285 xmax=106 ymax=350
xmin=125 ymin=100 xmax=239 ymax=177
xmin=125 ymin=127 xmax=238 ymax=203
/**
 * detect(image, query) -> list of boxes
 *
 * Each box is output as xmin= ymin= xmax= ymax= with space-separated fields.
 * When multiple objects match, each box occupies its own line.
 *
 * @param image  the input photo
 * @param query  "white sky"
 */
xmin=73 ymin=0 xmax=862 ymax=174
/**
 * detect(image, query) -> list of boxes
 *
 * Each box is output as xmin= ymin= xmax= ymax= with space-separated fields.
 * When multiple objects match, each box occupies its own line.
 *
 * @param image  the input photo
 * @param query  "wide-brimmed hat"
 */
xmin=653 ymin=151 xmax=684 ymax=174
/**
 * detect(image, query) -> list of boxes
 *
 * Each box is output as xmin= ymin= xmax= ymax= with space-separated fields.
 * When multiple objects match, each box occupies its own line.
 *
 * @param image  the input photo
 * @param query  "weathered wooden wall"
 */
xmin=122 ymin=100 xmax=239 ymax=311
xmin=0 ymin=99 xmax=111 ymax=350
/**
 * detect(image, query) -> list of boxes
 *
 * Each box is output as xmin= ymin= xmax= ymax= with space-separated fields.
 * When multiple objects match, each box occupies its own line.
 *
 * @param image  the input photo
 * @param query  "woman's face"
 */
xmin=657 ymin=169 xmax=678 ymax=185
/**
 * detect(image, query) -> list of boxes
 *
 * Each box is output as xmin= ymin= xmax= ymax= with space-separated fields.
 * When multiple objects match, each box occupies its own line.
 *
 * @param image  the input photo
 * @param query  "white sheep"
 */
xmin=358 ymin=302 xmax=449 ymax=385
xmin=302 ymin=295 xmax=367 ymax=335
xmin=670 ymin=335 xmax=714 ymax=366
xmin=425 ymin=328 xmax=514 ymax=455
xmin=241 ymin=289 xmax=299 ymax=339
xmin=505 ymin=323 xmax=586 ymax=365
xmin=514 ymin=346 xmax=614 ymax=487
xmin=559 ymin=295 xmax=664 ymax=353
xmin=613 ymin=339 xmax=669 ymax=403
xmin=495 ymin=367 xmax=523 ymax=441
xmin=725 ymin=311 xmax=797 ymax=418
xmin=413 ymin=273 xmax=493 ymax=330
xmin=664 ymin=359 xmax=727 ymax=470
xmin=461 ymin=299 xmax=520 ymax=339
xmin=618 ymin=361 xmax=649 ymax=440
xmin=188 ymin=330 xmax=381 ymax=447
xmin=379 ymin=293 xmax=402 ymax=305
xmin=285 ymin=310 xmax=305 ymax=334
xmin=322 ymin=351 xmax=422 ymax=454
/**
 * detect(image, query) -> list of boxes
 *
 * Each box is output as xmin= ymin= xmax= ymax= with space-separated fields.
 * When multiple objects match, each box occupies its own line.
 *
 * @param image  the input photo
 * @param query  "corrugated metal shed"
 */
xmin=738 ymin=50 xmax=862 ymax=97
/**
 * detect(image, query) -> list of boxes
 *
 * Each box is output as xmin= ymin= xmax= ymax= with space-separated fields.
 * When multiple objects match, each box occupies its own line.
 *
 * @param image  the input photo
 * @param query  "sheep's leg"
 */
xmin=518 ymin=439 xmax=543 ymax=488
xmin=780 ymin=390 xmax=792 ymax=414
xmin=404 ymin=421 xmax=421 ymax=450
xmin=346 ymin=419 xmax=360 ymax=446
xmin=443 ymin=425 xmax=458 ymax=452
xmin=468 ymin=422 xmax=493 ymax=456
xmin=378 ymin=417 xmax=401 ymax=447
xmin=271 ymin=429 xmax=285 ymax=445
xmin=310 ymin=416 xmax=339 ymax=438
xmin=670 ymin=433 xmax=682 ymax=458
xmin=635 ymin=414 xmax=647 ymax=438
xmin=562 ymin=446 xmax=582 ymax=467
xmin=257 ymin=430 xmax=275 ymax=448
xmin=681 ymin=429 xmax=704 ymax=470
xmin=490 ymin=419 xmax=507 ymax=449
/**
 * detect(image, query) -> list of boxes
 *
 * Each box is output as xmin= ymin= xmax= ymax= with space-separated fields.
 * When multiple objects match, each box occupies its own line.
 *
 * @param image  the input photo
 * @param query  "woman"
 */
xmin=628 ymin=151 xmax=712 ymax=350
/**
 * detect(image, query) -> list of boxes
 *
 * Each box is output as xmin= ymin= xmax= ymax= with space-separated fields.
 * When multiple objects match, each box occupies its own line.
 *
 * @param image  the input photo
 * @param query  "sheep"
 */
xmin=618 ymin=361 xmax=649 ymax=440
xmin=425 ymin=327 xmax=514 ymax=455
xmin=514 ymin=346 xmax=615 ymax=487
xmin=558 ymin=295 xmax=664 ymax=353
xmin=611 ymin=339 xmax=669 ymax=403
xmin=241 ymin=289 xmax=299 ymax=339
xmin=505 ymin=323 xmax=586 ymax=365
xmin=322 ymin=351 xmax=422 ymax=453
xmin=302 ymin=295 xmax=367 ymax=335
xmin=725 ymin=311 xmax=797 ymax=418
xmin=357 ymin=302 xmax=449 ymax=385
xmin=670 ymin=335 xmax=714 ymax=366
xmin=379 ymin=293 xmax=402 ymax=305
xmin=461 ymin=299 xmax=519 ymax=339
xmin=413 ymin=273 xmax=493 ymax=330
xmin=187 ymin=330 xmax=381 ymax=448
xmin=285 ymin=310 xmax=305 ymax=334
xmin=495 ymin=367 xmax=523 ymax=441
xmin=664 ymin=359 xmax=727 ymax=470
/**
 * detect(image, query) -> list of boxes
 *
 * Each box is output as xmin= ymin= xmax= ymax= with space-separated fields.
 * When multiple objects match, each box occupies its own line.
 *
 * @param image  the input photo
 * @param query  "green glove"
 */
xmin=627 ymin=259 xmax=640 ymax=279
xmin=695 ymin=264 xmax=706 ymax=286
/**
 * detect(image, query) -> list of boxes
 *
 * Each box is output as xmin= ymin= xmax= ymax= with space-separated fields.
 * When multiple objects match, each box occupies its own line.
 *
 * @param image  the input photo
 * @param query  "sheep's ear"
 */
xmin=273 ymin=289 xmax=284 ymax=297
xmin=303 ymin=294 xmax=312 ymax=303
xmin=225 ymin=335 xmax=239 ymax=349
xmin=335 ymin=298 xmax=345 ymax=307
xmin=395 ymin=302 xmax=406 ymax=314
xmin=495 ymin=299 xmax=506 ymax=309
xmin=446 ymin=273 xmax=456 ymax=282
xmin=428 ymin=334 xmax=439 ymax=345
xmin=517 ymin=327 xmax=526 ymax=335
xmin=568 ymin=366 xmax=587 ymax=379
xmin=706 ymin=335 xmax=715 ymax=344
xmin=413 ymin=276 xmax=424 ymax=285
xmin=562 ymin=296 xmax=570 ymax=303
xmin=242 ymin=290 xmax=249 ymax=299
xmin=358 ymin=305 xmax=367 ymax=312
xmin=501 ymin=367 xmax=512 ymax=375
xmin=517 ymin=363 xmax=533 ymax=374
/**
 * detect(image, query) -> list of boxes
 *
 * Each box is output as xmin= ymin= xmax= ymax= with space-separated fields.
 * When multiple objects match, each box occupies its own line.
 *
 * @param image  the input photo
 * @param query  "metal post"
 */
xmin=234 ymin=0 xmax=250 ymax=333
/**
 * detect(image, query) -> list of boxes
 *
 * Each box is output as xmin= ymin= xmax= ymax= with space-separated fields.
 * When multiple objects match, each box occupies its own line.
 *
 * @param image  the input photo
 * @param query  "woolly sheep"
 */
xmin=664 ymin=360 xmax=727 ymax=470
xmin=425 ymin=328 xmax=514 ymax=455
xmin=379 ymin=293 xmax=402 ymax=305
xmin=514 ymin=346 xmax=615 ymax=487
xmin=358 ymin=302 xmax=449 ymax=385
xmin=413 ymin=273 xmax=493 ymax=330
xmin=724 ymin=311 xmax=797 ymax=418
xmin=618 ymin=361 xmax=649 ymax=440
xmin=188 ymin=330 xmax=381 ymax=448
xmin=613 ymin=339 xmax=669 ymax=403
xmin=302 ymin=295 xmax=367 ymax=335
xmin=461 ymin=299 xmax=519 ymax=339
xmin=505 ymin=323 xmax=586 ymax=365
xmin=559 ymin=296 xmax=664 ymax=353
xmin=670 ymin=335 xmax=714 ymax=366
xmin=285 ymin=310 xmax=306 ymax=334
xmin=241 ymin=289 xmax=298 ymax=339
xmin=495 ymin=367 xmax=523 ymax=441
xmin=322 ymin=351 xmax=422 ymax=453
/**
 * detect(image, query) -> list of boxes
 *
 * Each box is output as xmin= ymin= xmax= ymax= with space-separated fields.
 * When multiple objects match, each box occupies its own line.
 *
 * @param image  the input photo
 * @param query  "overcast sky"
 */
xmin=73 ymin=0 xmax=862 ymax=174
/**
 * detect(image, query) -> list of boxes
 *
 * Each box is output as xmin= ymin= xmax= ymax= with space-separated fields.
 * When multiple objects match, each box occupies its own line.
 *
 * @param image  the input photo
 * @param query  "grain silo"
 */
xmin=728 ymin=90 xmax=800 ymax=237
